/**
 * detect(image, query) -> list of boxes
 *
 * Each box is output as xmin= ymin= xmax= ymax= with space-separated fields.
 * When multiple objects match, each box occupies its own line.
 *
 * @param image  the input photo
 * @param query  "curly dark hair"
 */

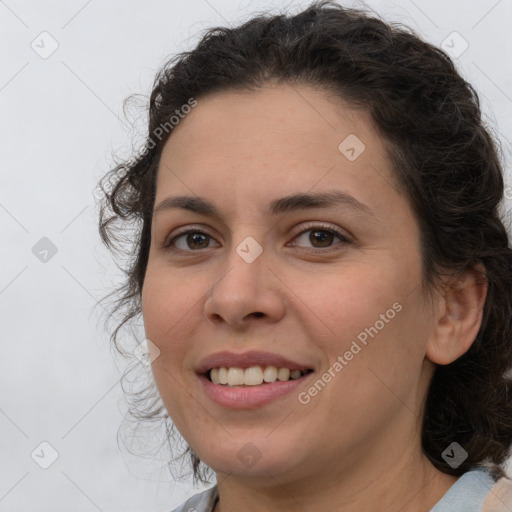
xmin=97 ymin=0 xmax=512 ymax=484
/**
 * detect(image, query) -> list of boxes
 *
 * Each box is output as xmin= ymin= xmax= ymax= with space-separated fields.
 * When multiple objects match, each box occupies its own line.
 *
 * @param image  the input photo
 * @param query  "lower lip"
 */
xmin=197 ymin=373 xmax=314 ymax=409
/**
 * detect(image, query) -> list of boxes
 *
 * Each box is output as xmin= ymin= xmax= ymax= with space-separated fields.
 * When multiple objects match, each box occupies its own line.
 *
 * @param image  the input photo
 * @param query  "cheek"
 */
xmin=321 ymin=283 xmax=429 ymax=412
xmin=305 ymin=264 xmax=422 ymax=390
xmin=298 ymin=266 xmax=397 ymax=344
xmin=141 ymin=274 xmax=194 ymax=425
xmin=142 ymin=265 xmax=201 ymax=339
xmin=141 ymin=271 xmax=196 ymax=389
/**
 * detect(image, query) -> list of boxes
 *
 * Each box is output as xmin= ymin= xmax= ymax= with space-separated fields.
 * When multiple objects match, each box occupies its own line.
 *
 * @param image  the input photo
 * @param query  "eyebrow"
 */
xmin=153 ymin=190 xmax=377 ymax=221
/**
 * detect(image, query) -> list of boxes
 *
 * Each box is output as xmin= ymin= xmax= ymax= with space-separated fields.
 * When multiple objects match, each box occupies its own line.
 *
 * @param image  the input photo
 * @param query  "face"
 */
xmin=141 ymin=82 xmax=438 ymax=483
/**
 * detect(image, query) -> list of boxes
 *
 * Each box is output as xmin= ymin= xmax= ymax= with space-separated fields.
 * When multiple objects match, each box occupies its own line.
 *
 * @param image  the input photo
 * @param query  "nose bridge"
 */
xmin=204 ymin=231 xmax=285 ymax=325
xmin=234 ymin=234 xmax=265 ymax=266
xmin=223 ymin=210 xmax=268 ymax=275
xmin=220 ymin=234 xmax=266 ymax=295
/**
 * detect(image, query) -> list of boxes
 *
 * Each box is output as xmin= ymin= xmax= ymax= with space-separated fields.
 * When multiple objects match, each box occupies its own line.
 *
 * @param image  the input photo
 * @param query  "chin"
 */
xmin=194 ymin=440 xmax=306 ymax=480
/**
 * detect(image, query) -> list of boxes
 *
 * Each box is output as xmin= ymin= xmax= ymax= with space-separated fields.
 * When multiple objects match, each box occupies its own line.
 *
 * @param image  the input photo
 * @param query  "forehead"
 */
xmin=155 ymin=82 xmax=400 ymax=213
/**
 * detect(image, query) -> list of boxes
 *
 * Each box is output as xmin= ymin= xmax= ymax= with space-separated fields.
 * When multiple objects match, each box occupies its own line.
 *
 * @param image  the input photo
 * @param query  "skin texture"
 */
xmin=141 ymin=82 xmax=487 ymax=511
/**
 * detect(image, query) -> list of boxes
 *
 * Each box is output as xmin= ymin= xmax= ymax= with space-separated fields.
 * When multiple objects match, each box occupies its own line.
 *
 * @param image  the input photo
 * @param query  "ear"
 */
xmin=425 ymin=262 xmax=488 ymax=365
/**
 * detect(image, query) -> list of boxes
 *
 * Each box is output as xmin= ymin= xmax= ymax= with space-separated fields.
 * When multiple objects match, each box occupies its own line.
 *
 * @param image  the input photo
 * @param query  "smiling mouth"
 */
xmin=205 ymin=365 xmax=314 ymax=386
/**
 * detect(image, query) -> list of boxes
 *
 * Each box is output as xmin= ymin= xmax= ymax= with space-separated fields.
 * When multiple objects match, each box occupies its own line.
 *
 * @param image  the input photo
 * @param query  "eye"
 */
xmin=163 ymin=223 xmax=349 ymax=253
xmin=288 ymin=224 xmax=349 ymax=251
xmin=164 ymin=229 xmax=219 ymax=252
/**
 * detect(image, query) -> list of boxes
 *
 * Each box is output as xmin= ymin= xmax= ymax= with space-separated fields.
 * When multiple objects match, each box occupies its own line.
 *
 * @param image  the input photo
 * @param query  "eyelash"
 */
xmin=163 ymin=223 xmax=350 ymax=253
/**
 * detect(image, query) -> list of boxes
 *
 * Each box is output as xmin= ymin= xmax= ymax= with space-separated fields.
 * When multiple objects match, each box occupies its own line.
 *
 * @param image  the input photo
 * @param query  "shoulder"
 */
xmin=170 ymin=485 xmax=219 ymax=512
xmin=482 ymin=473 xmax=512 ymax=511
xmin=431 ymin=468 xmax=512 ymax=512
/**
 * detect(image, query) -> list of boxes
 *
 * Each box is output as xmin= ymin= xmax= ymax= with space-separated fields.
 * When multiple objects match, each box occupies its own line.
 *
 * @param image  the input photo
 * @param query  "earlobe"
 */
xmin=425 ymin=262 xmax=488 ymax=366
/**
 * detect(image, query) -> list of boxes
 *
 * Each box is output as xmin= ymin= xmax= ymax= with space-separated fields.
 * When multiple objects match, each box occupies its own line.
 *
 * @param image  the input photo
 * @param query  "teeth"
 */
xmin=277 ymin=367 xmax=290 ymax=381
xmin=227 ymin=367 xmax=244 ymax=386
xmin=290 ymin=370 xmax=302 ymax=379
xmin=244 ymin=366 xmax=263 ymax=385
xmin=208 ymin=365 xmax=309 ymax=386
xmin=218 ymin=367 xmax=227 ymax=385
xmin=263 ymin=366 xmax=277 ymax=382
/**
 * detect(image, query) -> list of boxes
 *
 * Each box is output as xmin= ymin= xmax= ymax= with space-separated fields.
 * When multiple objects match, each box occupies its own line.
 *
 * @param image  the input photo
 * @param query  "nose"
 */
xmin=203 ymin=241 xmax=286 ymax=329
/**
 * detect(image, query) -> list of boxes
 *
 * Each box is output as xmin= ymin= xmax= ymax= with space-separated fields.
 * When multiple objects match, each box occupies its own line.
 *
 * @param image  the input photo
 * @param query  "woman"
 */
xmin=98 ymin=1 xmax=512 ymax=510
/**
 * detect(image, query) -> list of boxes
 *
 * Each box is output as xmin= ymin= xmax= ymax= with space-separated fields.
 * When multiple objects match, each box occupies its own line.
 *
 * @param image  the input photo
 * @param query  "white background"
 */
xmin=1 ymin=0 xmax=511 ymax=510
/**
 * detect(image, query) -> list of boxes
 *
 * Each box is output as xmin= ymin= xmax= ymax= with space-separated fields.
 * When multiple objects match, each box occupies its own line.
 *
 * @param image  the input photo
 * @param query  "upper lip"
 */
xmin=196 ymin=350 xmax=314 ymax=374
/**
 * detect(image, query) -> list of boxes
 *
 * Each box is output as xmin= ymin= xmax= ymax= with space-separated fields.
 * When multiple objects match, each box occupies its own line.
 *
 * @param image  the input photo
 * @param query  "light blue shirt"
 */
xmin=430 ymin=468 xmax=496 ymax=511
xmin=171 ymin=468 xmax=498 ymax=512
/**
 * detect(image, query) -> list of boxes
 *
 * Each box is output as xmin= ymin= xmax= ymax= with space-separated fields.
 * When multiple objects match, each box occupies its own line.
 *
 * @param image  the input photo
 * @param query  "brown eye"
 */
xmin=309 ymin=230 xmax=335 ymax=248
xmin=291 ymin=226 xmax=348 ymax=250
xmin=184 ymin=232 xmax=210 ymax=250
xmin=165 ymin=230 xmax=219 ymax=252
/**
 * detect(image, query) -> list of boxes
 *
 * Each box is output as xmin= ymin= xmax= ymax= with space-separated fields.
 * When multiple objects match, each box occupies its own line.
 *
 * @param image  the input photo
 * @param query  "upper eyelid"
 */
xmin=167 ymin=221 xmax=346 ymax=238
